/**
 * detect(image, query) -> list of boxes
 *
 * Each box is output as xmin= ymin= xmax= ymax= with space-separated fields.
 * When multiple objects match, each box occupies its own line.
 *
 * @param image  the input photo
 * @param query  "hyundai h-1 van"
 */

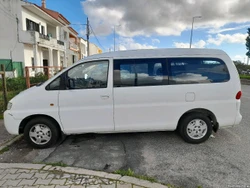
xmin=4 ymin=48 xmax=242 ymax=148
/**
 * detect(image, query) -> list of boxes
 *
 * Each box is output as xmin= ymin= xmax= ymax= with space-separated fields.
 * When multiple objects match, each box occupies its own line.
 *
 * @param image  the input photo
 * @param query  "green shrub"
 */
xmin=0 ymin=73 xmax=49 ymax=115
xmin=30 ymin=72 xmax=48 ymax=85
xmin=0 ymin=73 xmax=48 ymax=92
xmin=240 ymin=74 xmax=250 ymax=80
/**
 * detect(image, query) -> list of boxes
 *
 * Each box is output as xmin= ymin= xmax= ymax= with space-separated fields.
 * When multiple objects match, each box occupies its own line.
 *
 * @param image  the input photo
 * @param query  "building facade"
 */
xmin=0 ymin=0 xmax=82 ymax=77
xmin=89 ymin=43 xmax=102 ymax=56
xmin=79 ymin=37 xmax=88 ymax=59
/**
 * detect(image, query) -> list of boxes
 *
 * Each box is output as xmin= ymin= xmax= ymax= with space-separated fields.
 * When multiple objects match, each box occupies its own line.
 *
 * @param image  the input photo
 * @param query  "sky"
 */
xmin=29 ymin=0 xmax=250 ymax=63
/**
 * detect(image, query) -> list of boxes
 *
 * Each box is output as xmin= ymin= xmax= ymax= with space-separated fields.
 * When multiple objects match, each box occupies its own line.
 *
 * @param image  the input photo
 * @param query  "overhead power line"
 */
xmin=89 ymin=24 xmax=105 ymax=50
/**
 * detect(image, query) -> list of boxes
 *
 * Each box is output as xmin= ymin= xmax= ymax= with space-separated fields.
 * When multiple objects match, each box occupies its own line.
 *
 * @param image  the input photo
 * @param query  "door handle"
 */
xmin=101 ymin=95 xmax=110 ymax=99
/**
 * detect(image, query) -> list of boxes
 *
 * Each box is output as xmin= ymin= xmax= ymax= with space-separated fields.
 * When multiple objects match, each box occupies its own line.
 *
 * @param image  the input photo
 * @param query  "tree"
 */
xmin=234 ymin=60 xmax=250 ymax=74
xmin=246 ymin=28 xmax=250 ymax=58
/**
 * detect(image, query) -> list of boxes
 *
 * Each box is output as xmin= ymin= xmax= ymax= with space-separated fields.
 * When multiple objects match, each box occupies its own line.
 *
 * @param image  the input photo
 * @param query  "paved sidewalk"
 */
xmin=0 ymin=163 xmax=168 ymax=188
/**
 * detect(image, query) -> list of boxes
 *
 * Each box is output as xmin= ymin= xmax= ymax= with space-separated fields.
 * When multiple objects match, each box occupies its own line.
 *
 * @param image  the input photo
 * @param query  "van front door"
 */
xmin=58 ymin=60 xmax=114 ymax=134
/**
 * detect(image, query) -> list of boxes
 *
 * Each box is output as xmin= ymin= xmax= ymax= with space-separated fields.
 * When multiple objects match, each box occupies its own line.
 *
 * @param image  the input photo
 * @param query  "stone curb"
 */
xmin=0 ymin=135 xmax=23 ymax=151
xmin=0 ymin=163 xmax=169 ymax=188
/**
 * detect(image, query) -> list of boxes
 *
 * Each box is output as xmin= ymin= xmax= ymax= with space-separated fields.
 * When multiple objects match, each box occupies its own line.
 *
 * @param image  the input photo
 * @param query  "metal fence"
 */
xmin=25 ymin=66 xmax=63 ymax=88
xmin=0 ymin=64 xmax=7 ymax=111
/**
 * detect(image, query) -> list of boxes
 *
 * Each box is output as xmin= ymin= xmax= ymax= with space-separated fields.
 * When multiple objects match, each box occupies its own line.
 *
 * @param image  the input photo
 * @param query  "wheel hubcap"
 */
xmin=29 ymin=124 xmax=52 ymax=145
xmin=186 ymin=119 xmax=208 ymax=140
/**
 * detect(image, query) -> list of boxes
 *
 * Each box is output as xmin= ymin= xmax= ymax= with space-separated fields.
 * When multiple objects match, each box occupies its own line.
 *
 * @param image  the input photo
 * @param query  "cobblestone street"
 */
xmin=0 ymin=164 xmax=167 ymax=188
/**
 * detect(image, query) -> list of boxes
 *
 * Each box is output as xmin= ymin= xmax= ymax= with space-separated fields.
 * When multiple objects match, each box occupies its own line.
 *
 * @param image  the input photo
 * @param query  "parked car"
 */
xmin=4 ymin=48 xmax=242 ymax=148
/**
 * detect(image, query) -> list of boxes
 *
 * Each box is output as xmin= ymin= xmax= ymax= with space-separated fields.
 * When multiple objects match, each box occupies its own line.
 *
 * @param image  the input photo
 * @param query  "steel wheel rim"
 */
xmin=186 ymin=119 xmax=208 ymax=140
xmin=29 ymin=124 xmax=52 ymax=145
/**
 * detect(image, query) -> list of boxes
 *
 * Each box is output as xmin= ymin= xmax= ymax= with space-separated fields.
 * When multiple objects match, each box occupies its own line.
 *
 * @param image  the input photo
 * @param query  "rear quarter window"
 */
xmin=168 ymin=58 xmax=230 ymax=84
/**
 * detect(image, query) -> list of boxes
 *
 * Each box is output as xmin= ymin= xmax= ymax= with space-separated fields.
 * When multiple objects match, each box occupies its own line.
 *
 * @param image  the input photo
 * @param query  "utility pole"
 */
xmin=113 ymin=24 xmax=121 ymax=51
xmin=189 ymin=16 xmax=202 ymax=48
xmin=86 ymin=17 xmax=90 ymax=56
xmin=114 ymin=26 xmax=116 ymax=51
xmin=1 ymin=64 xmax=7 ymax=111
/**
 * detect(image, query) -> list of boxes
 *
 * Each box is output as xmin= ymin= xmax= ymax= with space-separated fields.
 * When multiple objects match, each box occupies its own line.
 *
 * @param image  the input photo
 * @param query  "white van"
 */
xmin=4 ymin=48 xmax=242 ymax=148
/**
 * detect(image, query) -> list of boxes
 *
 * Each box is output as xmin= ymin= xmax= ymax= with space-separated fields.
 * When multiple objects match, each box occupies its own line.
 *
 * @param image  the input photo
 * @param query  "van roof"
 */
xmin=83 ymin=48 xmax=228 ymax=60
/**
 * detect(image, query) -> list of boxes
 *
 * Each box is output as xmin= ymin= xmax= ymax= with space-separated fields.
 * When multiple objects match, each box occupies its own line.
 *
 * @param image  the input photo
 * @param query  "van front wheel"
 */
xmin=24 ymin=117 xmax=59 ymax=149
xmin=179 ymin=113 xmax=212 ymax=144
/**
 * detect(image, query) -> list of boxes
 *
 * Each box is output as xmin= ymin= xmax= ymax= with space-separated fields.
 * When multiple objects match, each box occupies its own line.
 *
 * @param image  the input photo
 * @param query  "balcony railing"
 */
xmin=39 ymin=33 xmax=50 ymax=41
xmin=57 ymin=40 xmax=64 ymax=46
xmin=69 ymin=42 xmax=79 ymax=51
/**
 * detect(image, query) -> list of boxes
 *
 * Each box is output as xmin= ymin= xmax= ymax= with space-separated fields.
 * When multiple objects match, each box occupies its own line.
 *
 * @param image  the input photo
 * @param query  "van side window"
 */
xmin=168 ymin=58 xmax=230 ymax=84
xmin=46 ymin=77 xmax=61 ymax=90
xmin=114 ymin=58 xmax=168 ymax=87
xmin=67 ymin=61 xmax=109 ymax=89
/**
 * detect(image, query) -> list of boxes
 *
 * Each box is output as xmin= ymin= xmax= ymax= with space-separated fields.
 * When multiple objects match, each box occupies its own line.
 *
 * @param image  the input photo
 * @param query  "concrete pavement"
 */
xmin=0 ymin=120 xmax=14 ymax=147
xmin=0 ymin=163 xmax=168 ymax=188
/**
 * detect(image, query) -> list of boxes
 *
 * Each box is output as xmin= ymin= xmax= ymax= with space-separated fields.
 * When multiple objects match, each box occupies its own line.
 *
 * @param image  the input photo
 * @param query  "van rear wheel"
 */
xmin=179 ymin=113 xmax=212 ymax=144
xmin=24 ymin=117 xmax=59 ymax=149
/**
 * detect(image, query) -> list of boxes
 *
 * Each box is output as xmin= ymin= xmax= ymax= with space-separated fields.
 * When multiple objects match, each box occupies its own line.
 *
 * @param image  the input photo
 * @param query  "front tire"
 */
xmin=179 ymin=113 xmax=212 ymax=144
xmin=24 ymin=117 xmax=59 ymax=149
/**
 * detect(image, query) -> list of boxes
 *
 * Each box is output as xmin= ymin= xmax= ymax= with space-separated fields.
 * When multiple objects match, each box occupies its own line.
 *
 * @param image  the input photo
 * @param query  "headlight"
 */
xmin=7 ymin=102 xmax=12 ymax=110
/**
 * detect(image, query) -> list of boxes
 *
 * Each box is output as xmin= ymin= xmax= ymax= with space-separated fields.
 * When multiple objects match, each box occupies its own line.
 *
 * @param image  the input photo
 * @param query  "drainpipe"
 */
xmin=32 ymin=32 xmax=38 ymax=72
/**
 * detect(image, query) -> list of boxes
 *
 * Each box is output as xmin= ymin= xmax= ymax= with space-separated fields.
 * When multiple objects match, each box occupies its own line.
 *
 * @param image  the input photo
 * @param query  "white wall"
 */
xmin=23 ymin=44 xmax=34 ymax=67
xmin=47 ymin=24 xmax=56 ymax=38
xmin=89 ymin=43 xmax=101 ymax=56
xmin=53 ymin=50 xmax=60 ymax=67
xmin=43 ymin=50 xmax=49 ymax=61
xmin=0 ymin=0 xmax=24 ymax=62
xmin=56 ymin=26 xmax=60 ymax=40
xmin=79 ymin=38 xmax=87 ymax=58
xmin=22 ymin=7 xmax=47 ymax=34
xmin=24 ymin=44 xmax=44 ymax=67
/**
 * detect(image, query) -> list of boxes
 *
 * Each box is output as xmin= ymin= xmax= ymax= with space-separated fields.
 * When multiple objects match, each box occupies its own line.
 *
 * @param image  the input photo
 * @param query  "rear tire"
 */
xmin=24 ymin=117 xmax=59 ymax=149
xmin=179 ymin=113 xmax=212 ymax=144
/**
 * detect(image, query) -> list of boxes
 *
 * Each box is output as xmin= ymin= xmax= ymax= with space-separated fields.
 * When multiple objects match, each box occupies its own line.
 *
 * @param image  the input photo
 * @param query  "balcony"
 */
xmin=39 ymin=33 xmax=50 ymax=41
xmin=20 ymin=31 xmax=65 ymax=51
xmin=36 ymin=32 xmax=65 ymax=51
xmin=69 ymin=42 xmax=79 ymax=52
xmin=57 ymin=40 xmax=64 ymax=46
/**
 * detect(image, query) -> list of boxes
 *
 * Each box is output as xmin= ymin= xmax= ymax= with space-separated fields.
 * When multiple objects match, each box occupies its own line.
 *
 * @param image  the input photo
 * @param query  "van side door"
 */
xmin=113 ymin=58 xmax=170 ymax=131
xmin=58 ymin=59 xmax=114 ymax=134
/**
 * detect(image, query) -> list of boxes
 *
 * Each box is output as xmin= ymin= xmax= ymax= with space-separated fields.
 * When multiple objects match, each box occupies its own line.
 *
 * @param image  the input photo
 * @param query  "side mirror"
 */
xmin=67 ymin=78 xmax=75 ymax=89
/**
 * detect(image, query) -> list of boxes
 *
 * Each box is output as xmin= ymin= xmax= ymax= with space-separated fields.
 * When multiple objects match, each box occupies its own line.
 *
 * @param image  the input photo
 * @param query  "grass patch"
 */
xmin=44 ymin=162 xmax=68 ymax=167
xmin=0 ymin=113 xmax=3 ymax=119
xmin=114 ymin=168 xmax=157 ymax=183
xmin=240 ymin=74 xmax=250 ymax=79
xmin=115 ymin=168 xmax=186 ymax=187
xmin=165 ymin=184 xmax=182 ymax=188
xmin=0 ymin=146 xmax=9 ymax=155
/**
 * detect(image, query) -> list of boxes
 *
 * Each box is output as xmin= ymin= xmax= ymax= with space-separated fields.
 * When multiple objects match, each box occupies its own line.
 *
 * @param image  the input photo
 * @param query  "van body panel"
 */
xmin=113 ymin=83 xmax=237 ymax=131
xmin=4 ymin=86 xmax=63 ymax=132
xmin=3 ymin=48 xmax=242 ymax=139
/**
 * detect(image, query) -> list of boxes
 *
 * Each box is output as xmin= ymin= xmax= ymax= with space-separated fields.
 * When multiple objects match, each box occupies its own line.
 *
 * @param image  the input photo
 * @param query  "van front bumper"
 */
xmin=4 ymin=111 xmax=22 ymax=135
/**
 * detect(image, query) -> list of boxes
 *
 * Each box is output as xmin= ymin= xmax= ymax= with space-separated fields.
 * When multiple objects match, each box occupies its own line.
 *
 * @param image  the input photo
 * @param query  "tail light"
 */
xmin=236 ymin=91 xmax=242 ymax=100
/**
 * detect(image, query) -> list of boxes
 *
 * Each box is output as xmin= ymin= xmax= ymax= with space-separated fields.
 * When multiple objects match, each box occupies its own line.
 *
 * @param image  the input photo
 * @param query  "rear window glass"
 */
xmin=168 ymin=58 xmax=230 ymax=84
